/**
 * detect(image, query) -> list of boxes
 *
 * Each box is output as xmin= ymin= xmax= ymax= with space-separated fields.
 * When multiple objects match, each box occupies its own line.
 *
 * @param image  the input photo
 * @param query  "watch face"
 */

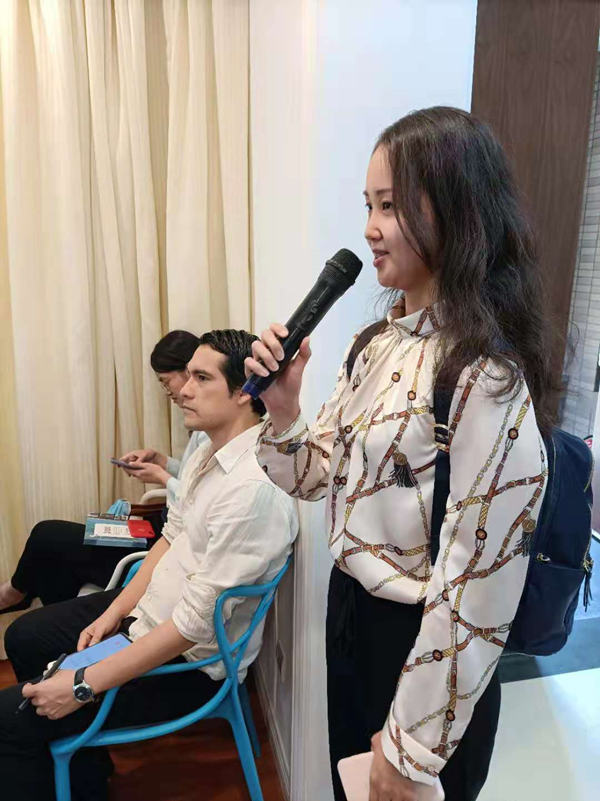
xmin=74 ymin=684 xmax=93 ymax=702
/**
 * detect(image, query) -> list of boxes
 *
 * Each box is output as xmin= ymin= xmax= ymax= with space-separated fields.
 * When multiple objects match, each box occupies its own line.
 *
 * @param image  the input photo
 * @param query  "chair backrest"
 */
xmin=213 ymin=556 xmax=292 ymax=682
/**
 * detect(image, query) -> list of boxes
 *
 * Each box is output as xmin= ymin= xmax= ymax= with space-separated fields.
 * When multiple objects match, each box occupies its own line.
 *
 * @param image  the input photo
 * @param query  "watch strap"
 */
xmin=73 ymin=666 xmax=95 ymax=703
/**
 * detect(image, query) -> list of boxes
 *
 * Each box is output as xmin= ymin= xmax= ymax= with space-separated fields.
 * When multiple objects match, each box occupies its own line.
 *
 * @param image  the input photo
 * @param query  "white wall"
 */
xmin=250 ymin=2 xmax=477 ymax=798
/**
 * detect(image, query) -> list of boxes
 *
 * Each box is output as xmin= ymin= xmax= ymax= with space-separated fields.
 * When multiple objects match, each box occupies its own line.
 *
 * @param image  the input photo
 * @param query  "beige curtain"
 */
xmin=0 ymin=0 xmax=250 ymax=628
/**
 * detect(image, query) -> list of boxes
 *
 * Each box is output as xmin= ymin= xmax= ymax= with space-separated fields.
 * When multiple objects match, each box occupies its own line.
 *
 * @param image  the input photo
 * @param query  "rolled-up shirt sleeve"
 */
xmin=381 ymin=362 xmax=547 ymax=783
xmin=171 ymin=480 xmax=297 ymax=644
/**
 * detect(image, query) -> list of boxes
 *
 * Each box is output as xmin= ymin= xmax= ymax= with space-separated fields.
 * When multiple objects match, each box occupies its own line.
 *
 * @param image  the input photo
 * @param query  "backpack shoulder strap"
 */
xmin=430 ymin=368 xmax=462 ymax=565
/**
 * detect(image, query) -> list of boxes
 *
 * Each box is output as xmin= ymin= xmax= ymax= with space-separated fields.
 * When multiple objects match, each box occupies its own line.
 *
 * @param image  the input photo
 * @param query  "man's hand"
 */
xmin=369 ymin=731 xmax=418 ymax=801
xmin=120 ymin=448 xmax=167 ymax=469
xmin=77 ymin=606 xmax=123 ymax=651
xmin=22 ymin=670 xmax=83 ymax=719
xmin=123 ymin=461 xmax=170 ymax=487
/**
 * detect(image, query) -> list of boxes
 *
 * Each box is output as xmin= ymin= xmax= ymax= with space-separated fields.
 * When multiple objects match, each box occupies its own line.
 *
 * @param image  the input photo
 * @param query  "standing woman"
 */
xmin=246 ymin=107 xmax=554 ymax=801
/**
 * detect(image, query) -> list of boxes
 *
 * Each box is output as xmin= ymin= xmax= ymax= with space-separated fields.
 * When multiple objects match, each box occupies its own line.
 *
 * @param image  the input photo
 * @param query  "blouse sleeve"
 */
xmin=256 ymin=335 xmax=358 ymax=501
xmin=381 ymin=359 xmax=547 ymax=784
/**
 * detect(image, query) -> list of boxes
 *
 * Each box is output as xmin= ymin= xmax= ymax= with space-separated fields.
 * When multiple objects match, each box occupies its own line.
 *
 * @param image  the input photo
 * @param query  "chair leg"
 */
xmin=53 ymin=752 xmax=73 ymax=801
xmin=228 ymin=701 xmax=264 ymax=801
xmin=239 ymin=681 xmax=261 ymax=758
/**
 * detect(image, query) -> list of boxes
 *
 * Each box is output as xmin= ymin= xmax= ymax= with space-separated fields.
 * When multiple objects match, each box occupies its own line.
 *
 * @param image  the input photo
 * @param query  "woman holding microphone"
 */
xmin=245 ymin=107 xmax=553 ymax=801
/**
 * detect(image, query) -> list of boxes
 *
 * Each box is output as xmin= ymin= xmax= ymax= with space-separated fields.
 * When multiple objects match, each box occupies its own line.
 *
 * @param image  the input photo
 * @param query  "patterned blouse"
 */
xmin=256 ymin=303 xmax=547 ymax=784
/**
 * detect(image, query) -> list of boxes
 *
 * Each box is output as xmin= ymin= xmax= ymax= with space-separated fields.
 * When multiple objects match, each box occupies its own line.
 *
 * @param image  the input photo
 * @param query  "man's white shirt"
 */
xmin=129 ymin=423 xmax=298 ymax=679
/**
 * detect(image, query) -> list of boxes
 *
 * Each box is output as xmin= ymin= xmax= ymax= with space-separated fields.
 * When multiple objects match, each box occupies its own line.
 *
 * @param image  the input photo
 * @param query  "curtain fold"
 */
xmin=0 ymin=0 xmax=250 ymax=592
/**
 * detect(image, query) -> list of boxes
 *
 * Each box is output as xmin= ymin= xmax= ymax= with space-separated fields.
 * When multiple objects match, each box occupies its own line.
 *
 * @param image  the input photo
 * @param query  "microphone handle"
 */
xmin=243 ymin=276 xmax=345 ymax=399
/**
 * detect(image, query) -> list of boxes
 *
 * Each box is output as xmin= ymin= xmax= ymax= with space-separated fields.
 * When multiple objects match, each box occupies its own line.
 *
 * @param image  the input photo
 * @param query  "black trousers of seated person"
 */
xmin=10 ymin=520 xmax=153 ymax=607
xmin=326 ymin=566 xmax=501 ymax=801
xmin=1 ymin=590 xmax=221 ymax=801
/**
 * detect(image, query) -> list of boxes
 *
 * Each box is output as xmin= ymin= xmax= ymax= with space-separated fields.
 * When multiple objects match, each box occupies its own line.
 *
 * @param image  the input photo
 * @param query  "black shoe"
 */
xmin=0 ymin=594 xmax=34 ymax=615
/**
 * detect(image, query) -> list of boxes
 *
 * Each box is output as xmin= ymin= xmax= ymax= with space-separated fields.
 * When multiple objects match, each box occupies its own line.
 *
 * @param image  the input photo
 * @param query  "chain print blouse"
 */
xmin=256 ymin=304 xmax=547 ymax=784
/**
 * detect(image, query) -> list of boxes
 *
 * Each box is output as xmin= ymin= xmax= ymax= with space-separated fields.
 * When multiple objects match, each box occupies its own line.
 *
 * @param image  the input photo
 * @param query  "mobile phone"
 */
xmin=338 ymin=753 xmax=444 ymax=801
xmin=110 ymin=458 xmax=142 ymax=470
xmin=59 ymin=633 xmax=132 ymax=671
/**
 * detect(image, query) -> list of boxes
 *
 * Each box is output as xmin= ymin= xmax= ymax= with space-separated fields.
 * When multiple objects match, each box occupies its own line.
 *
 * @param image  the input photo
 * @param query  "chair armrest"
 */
xmin=51 ymin=687 xmax=121 ymax=755
xmin=104 ymin=552 xmax=147 ymax=590
xmin=140 ymin=489 xmax=167 ymax=504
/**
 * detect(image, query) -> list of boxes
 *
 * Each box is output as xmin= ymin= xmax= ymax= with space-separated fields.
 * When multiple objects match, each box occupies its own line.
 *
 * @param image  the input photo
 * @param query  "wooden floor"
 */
xmin=0 ymin=660 xmax=286 ymax=801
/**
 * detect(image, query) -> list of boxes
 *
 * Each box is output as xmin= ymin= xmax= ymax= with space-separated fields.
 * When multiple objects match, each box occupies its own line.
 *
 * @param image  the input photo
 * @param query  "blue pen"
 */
xmin=16 ymin=653 xmax=67 ymax=713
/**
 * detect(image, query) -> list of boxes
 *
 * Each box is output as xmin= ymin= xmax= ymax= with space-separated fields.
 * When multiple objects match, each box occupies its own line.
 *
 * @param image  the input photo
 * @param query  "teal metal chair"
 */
xmin=50 ymin=555 xmax=292 ymax=801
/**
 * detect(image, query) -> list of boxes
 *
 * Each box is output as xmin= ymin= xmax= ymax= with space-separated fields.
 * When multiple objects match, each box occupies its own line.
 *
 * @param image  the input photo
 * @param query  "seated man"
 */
xmin=0 ymin=329 xmax=298 ymax=801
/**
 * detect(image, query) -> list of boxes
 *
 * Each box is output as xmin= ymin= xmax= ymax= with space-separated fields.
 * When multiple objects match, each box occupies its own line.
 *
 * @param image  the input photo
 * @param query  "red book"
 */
xmin=127 ymin=519 xmax=156 ymax=539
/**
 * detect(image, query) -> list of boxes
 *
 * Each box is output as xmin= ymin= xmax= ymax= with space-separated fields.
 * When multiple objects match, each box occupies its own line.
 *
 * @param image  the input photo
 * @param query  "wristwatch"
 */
xmin=73 ymin=667 xmax=96 ymax=704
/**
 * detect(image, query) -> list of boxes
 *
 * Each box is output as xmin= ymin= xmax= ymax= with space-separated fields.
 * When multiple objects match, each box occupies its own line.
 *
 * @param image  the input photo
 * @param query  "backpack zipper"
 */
xmin=535 ymin=551 xmax=594 ymax=570
xmin=584 ymin=449 xmax=594 ymax=493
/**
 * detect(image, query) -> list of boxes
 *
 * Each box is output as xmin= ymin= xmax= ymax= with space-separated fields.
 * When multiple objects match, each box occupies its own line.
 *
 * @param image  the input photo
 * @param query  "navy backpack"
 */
xmin=431 ymin=377 xmax=594 ymax=657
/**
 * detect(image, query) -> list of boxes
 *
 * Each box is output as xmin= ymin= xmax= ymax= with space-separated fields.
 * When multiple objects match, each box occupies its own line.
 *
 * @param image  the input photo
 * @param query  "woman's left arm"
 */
xmin=379 ymin=361 xmax=547 ymax=785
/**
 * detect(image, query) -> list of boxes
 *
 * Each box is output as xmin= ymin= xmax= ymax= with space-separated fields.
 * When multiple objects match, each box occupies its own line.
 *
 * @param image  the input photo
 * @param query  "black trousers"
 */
xmin=1 ymin=590 xmax=221 ymax=801
xmin=326 ymin=566 xmax=501 ymax=801
xmin=10 ymin=520 xmax=151 ymax=606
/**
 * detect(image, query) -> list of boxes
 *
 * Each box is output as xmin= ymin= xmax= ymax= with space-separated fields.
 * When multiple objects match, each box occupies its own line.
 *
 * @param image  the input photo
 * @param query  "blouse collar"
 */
xmin=386 ymin=298 xmax=441 ymax=340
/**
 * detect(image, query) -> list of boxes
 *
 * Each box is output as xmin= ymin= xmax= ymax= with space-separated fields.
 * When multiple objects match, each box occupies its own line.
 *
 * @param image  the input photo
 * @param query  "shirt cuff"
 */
xmin=166 ymin=457 xmax=180 ymax=478
xmin=260 ymin=413 xmax=307 ymax=444
xmin=381 ymin=715 xmax=446 ymax=785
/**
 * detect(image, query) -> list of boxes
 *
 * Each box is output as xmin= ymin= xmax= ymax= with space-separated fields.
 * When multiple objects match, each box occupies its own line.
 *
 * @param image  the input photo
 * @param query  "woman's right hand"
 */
xmin=77 ymin=605 xmax=124 ymax=651
xmin=244 ymin=324 xmax=311 ymax=434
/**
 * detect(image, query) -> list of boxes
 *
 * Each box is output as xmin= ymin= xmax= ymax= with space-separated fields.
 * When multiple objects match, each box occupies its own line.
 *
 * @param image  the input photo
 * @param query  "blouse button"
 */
xmin=391 ymin=372 xmax=401 ymax=382
xmin=407 ymin=390 xmax=416 ymax=401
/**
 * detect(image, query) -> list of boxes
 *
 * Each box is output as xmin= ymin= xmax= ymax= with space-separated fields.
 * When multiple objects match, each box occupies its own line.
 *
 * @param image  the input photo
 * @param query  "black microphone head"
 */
xmin=325 ymin=249 xmax=363 ymax=287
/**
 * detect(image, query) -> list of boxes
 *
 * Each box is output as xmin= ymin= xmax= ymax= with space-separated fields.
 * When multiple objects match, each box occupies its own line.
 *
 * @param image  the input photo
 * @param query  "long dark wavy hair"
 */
xmin=347 ymin=106 xmax=559 ymax=435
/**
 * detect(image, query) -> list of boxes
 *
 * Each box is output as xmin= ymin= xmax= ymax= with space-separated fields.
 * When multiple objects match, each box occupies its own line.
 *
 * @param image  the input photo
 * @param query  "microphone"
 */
xmin=243 ymin=248 xmax=363 ymax=399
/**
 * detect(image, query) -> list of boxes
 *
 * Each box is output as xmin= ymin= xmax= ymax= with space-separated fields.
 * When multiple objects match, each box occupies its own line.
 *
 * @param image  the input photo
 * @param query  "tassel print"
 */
xmin=391 ymin=452 xmax=417 ymax=488
xmin=520 ymin=516 xmax=537 ymax=555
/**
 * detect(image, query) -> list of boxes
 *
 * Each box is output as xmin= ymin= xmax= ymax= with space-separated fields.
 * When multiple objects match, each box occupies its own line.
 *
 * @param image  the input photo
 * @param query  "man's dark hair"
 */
xmin=197 ymin=329 xmax=266 ymax=417
xmin=150 ymin=330 xmax=201 ymax=373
